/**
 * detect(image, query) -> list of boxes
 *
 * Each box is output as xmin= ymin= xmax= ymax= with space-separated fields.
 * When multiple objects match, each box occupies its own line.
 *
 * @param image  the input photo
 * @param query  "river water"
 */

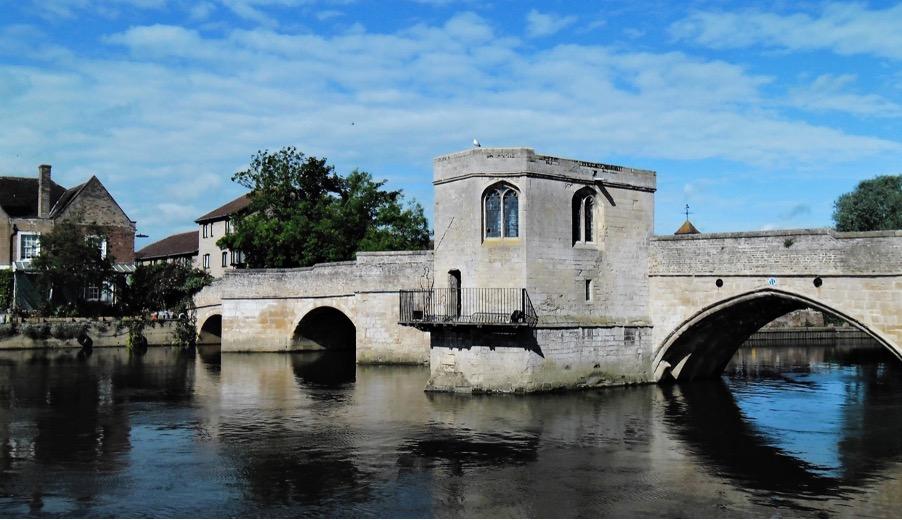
xmin=1 ymin=342 xmax=901 ymax=518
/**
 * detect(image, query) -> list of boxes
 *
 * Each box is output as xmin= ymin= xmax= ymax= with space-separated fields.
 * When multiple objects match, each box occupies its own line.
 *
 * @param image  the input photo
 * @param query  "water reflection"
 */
xmin=0 ymin=343 xmax=900 ymax=517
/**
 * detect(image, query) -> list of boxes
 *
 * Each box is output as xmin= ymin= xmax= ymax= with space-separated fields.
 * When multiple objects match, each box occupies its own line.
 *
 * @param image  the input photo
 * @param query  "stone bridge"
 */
xmin=649 ymin=229 xmax=902 ymax=382
xmin=192 ymin=229 xmax=900 ymax=389
xmin=194 ymin=251 xmax=432 ymax=364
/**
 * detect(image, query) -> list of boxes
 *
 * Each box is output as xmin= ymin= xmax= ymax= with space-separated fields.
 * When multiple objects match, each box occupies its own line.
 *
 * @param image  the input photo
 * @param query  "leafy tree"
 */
xmin=120 ymin=263 xmax=212 ymax=315
xmin=219 ymin=147 xmax=431 ymax=268
xmin=31 ymin=219 xmax=114 ymax=316
xmin=118 ymin=263 xmax=213 ymax=352
xmin=833 ymin=175 xmax=902 ymax=232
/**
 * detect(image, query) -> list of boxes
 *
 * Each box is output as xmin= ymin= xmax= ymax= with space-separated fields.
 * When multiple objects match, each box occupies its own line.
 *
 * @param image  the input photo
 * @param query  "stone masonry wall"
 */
xmin=194 ymin=251 xmax=432 ymax=364
xmin=648 ymin=229 xmax=902 ymax=368
xmin=427 ymin=325 xmax=653 ymax=393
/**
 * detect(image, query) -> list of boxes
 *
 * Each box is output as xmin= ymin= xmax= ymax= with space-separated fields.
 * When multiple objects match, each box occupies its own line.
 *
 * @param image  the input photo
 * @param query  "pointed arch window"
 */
xmin=572 ymin=188 xmax=597 ymax=245
xmin=483 ymin=183 xmax=520 ymax=239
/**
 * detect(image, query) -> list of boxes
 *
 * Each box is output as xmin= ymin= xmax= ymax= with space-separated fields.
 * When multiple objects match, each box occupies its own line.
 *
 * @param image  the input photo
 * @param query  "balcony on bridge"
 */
xmin=399 ymin=288 xmax=538 ymax=330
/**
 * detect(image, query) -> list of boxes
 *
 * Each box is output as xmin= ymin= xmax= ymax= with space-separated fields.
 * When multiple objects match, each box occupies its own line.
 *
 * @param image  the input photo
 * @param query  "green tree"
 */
xmin=119 ymin=263 xmax=213 ymax=351
xmin=0 ymin=270 xmax=12 ymax=311
xmin=31 ymin=219 xmax=114 ymax=316
xmin=833 ymin=175 xmax=902 ymax=232
xmin=218 ymin=147 xmax=431 ymax=268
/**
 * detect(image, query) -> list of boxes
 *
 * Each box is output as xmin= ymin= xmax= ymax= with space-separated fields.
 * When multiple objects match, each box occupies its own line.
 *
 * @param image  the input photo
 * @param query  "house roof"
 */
xmin=674 ymin=219 xmax=701 ymax=235
xmin=195 ymin=194 xmax=251 ymax=223
xmin=0 ymin=176 xmax=67 ymax=218
xmin=135 ymin=230 xmax=199 ymax=260
xmin=49 ymin=181 xmax=87 ymax=218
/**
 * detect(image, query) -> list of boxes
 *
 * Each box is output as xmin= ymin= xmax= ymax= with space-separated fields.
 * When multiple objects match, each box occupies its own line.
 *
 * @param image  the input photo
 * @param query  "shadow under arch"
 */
xmin=198 ymin=314 xmax=222 ymax=345
xmin=292 ymin=306 xmax=356 ymax=352
xmin=654 ymin=288 xmax=902 ymax=382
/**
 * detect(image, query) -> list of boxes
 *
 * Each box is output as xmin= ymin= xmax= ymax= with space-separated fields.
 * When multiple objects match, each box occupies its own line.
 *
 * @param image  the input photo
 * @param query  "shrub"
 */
xmin=50 ymin=322 xmax=88 ymax=340
xmin=0 ymin=323 xmax=15 ymax=339
xmin=22 ymin=322 xmax=51 ymax=340
xmin=0 ymin=270 xmax=12 ymax=311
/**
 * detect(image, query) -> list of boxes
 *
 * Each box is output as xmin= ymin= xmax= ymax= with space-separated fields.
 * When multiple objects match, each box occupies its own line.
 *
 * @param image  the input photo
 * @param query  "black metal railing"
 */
xmin=399 ymin=288 xmax=538 ymax=328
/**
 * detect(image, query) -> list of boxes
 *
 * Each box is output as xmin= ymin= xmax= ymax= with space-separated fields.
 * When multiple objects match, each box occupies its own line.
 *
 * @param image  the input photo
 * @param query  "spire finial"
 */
xmin=684 ymin=203 xmax=691 ymax=221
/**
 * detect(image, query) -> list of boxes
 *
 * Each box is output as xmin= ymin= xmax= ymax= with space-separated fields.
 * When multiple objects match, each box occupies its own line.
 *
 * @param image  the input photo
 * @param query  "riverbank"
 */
xmin=0 ymin=317 xmax=178 ymax=349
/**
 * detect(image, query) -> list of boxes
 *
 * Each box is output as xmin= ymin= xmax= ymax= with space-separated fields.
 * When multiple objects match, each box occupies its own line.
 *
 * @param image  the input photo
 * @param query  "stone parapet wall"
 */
xmin=194 ymin=251 xmax=433 ymax=363
xmin=650 ymin=229 xmax=902 ymax=276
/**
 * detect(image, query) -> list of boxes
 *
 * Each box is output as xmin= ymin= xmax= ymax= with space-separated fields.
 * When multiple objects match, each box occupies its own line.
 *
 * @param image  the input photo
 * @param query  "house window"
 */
xmin=222 ymin=251 xmax=228 ymax=267
xmin=225 ymin=219 xmax=231 ymax=235
xmin=86 ymin=235 xmax=108 ymax=259
xmin=585 ymin=279 xmax=593 ymax=302
xmin=483 ymin=183 xmax=520 ymax=239
xmin=202 ymin=223 xmax=209 ymax=238
xmin=19 ymin=233 xmax=41 ymax=261
xmin=203 ymin=254 xmax=210 ymax=270
xmin=572 ymin=188 xmax=597 ymax=245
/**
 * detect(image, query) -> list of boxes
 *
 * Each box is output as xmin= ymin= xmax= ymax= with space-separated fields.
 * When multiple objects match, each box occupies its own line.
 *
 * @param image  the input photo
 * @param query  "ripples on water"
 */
xmin=0 ymin=341 xmax=901 ymax=518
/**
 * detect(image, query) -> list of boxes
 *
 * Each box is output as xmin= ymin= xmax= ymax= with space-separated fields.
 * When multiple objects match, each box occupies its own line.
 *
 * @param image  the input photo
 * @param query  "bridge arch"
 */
xmin=653 ymin=287 xmax=902 ymax=383
xmin=198 ymin=314 xmax=222 ymax=345
xmin=291 ymin=306 xmax=356 ymax=352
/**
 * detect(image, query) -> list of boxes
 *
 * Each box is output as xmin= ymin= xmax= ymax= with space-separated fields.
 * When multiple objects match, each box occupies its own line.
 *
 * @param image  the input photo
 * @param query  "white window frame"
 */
xmin=18 ymin=232 xmax=41 ymax=261
xmin=225 ymin=219 xmax=231 ymax=235
xmin=202 ymin=223 xmax=209 ymax=238
xmin=203 ymin=253 xmax=210 ymax=270
xmin=221 ymin=251 xmax=228 ymax=267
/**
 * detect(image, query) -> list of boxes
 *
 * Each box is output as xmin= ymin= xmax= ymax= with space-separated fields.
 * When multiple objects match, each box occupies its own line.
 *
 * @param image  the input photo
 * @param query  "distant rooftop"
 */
xmin=674 ymin=220 xmax=701 ymax=235
xmin=136 ymin=230 xmax=198 ymax=260
xmin=195 ymin=193 xmax=251 ymax=223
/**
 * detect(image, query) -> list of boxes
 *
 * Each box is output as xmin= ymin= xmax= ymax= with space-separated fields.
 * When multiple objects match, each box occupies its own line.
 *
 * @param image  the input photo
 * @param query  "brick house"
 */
xmin=0 ymin=165 xmax=136 ymax=269
xmin=195 ymin=194 xmax=249 ymax=277
xmin=135 ymin=230 xmax=199 ymax=268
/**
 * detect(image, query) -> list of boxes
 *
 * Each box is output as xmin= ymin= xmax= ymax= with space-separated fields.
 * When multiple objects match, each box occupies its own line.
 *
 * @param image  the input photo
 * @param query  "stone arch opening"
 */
xmin=198 ymin=314 xmax=222 ymax=345
xmin=654 ymin=288 xmax=901 ymax=383
xmin=292 ymin=306 xmax=356 ymax=351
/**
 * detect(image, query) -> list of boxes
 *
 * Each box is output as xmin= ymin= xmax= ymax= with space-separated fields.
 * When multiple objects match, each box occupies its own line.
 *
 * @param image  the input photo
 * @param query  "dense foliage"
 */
xmin=0 ymin=270 xmax=12 ymax=311
xmin=833 ymin=175 xmax=902 ymax=232
xmin=120 ymin=263 xmax=213 ymax=352
xmin=120 ymin=263 xmax=213 ymax=316
xmin=218 ymin=147 xmax=431 ymax=268
xmin=31 ymin=219 xmax=115 ymax=317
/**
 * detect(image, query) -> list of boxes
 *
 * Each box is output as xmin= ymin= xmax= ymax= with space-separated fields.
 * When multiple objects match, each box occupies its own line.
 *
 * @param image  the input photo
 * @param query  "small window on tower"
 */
xmin=585 ymin=279 xmax=593 ymax=302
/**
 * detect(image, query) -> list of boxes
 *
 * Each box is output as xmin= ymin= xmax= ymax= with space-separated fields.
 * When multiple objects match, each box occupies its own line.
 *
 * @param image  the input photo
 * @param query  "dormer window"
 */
xmin=572 ymin=188 xmax=597 ymax=245
xmin=483 ymin=183 xmax=519 ymax=239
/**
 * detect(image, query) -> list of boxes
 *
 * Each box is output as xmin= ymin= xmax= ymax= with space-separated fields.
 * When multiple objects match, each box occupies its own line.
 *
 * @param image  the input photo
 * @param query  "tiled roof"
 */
xmin=135 ymin=230 xmax=199 ymax=260
xmin=195 ymin=194 xmax=251 ymax=223
xmin=674 ymin=219 xmax=701 ymax=235
xmin=49 ymin=181 xmax=87 ymax=218
xmin=0 ymin=176 xmax=67 ymax=218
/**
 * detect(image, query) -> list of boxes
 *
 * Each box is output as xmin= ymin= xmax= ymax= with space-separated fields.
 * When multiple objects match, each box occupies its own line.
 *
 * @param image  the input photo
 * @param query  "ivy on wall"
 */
xmin=0 ymin=270 xmax=12 ymax=311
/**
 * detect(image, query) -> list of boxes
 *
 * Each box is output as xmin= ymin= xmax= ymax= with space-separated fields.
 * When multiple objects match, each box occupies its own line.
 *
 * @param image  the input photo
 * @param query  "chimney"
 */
xmin=38 ymin=164 xmax=51 ymax=219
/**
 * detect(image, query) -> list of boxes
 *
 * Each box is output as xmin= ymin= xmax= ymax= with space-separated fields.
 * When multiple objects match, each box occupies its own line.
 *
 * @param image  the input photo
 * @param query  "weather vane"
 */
xmin=684 ymin=204 xmax=692 ymax=221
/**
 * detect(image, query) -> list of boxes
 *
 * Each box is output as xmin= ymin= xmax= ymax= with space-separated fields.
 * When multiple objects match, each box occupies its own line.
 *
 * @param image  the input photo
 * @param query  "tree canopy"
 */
xmin=218 ymin=147 xmax=431 ymax=268
xmin=31 ymin=219 xmax=115 ymax=316
xmin=832 ymin=175 xmax=902 ymax=232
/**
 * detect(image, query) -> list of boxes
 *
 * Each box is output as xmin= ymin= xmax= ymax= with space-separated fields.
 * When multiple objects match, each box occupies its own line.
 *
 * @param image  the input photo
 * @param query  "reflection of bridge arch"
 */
xmin=654 ymin=288 xmax=902 ymax=382
xmin=292 ymin=306 xmax=356 ymax=352
xmin=198 ymin=314 xmax=222 ymax=345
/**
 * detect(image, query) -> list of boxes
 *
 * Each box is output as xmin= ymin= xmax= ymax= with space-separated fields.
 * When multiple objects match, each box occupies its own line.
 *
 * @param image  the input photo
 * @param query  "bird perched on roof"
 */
xmin=473 ymin=138 xmax=481 ymax=147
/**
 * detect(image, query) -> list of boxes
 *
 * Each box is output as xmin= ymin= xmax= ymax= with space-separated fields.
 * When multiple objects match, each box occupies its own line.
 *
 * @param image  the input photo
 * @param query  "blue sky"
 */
xmin=1 ymin=1 xmax=901 ymax=248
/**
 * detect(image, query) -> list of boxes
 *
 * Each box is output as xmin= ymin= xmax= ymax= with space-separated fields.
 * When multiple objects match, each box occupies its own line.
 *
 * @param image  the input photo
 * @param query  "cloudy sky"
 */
xmin=1 ymin=0 xmax=901 ymax=248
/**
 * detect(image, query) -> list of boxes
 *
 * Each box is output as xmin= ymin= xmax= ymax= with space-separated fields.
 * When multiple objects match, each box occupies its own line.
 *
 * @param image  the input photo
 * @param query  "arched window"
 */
xmin=483 ymin=184 xmax=520 ymax=239
xmin=572 ymin=188 xmax=596 ymax=245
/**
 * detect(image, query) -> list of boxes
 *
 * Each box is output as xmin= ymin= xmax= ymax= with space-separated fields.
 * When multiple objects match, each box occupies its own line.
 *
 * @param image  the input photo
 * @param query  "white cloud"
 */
xmin=788 ymin=74 xmax=902 ymax=118
xmin=526 ymin=9 xmax=577 ymax=38
xmin=671 ymin=3 xmax=902 ymax=60
xmin=1 ymin=13 xmax=899 ymax=240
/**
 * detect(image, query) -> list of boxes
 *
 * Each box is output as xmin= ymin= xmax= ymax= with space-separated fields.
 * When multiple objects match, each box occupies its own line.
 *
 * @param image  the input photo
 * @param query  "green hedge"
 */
xmin=0 ymin=270 xmax=12 ymax=311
